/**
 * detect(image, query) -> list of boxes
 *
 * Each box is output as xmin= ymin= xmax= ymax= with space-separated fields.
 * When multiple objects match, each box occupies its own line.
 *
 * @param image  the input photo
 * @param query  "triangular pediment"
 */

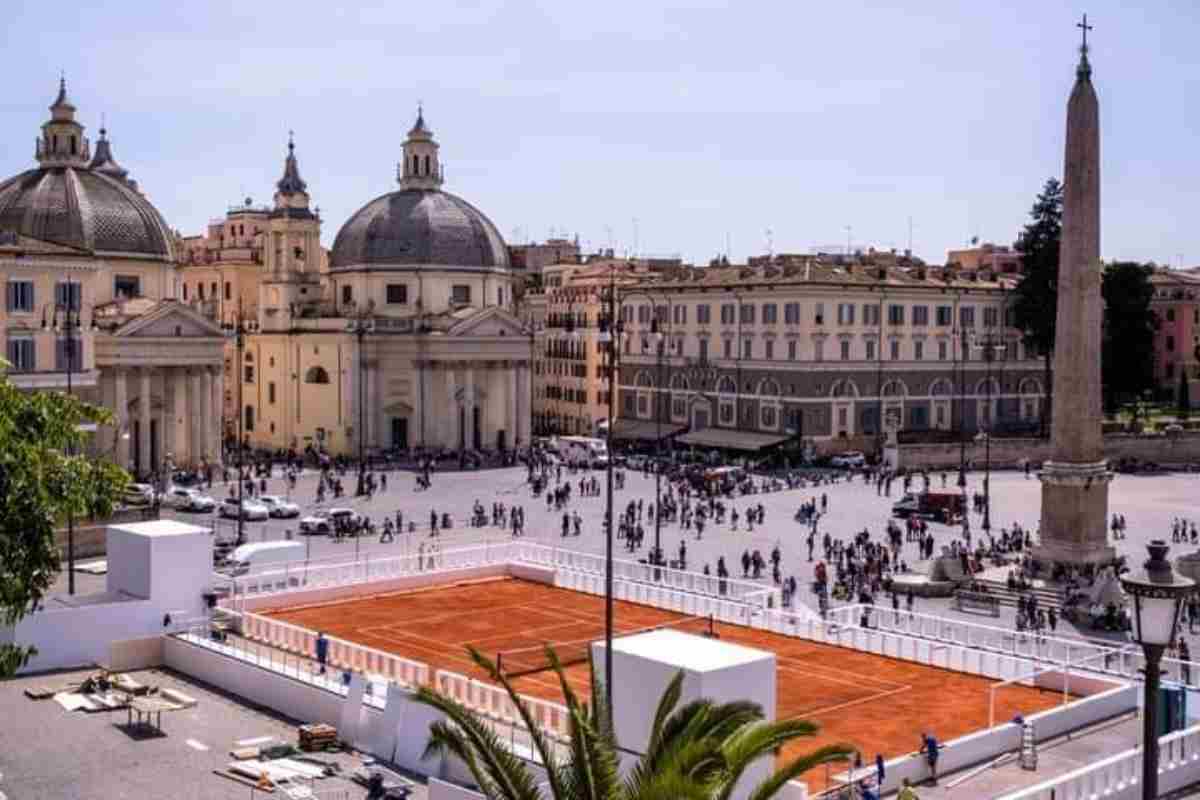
xmin=446 ymin=306 xmax=527 ymax=338
xmin=112 ymin=300 xmax=226 ymax=338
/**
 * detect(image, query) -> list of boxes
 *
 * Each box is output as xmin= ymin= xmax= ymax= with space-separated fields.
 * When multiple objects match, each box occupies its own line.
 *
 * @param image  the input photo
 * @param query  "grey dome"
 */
xmin=330 ymin=188 xmax=508 ymax=270
xmin=0 ymin=167 xmax=173 ymax=259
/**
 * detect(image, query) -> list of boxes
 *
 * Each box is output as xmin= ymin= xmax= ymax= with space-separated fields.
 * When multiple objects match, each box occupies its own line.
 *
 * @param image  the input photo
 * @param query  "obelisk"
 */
xmin=1034 ymin=16 xmax=1115 ymax=568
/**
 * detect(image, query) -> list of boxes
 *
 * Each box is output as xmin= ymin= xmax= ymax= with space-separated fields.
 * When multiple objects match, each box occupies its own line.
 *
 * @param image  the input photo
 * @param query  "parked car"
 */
xmin=123 ymin=483 xmax=157 ymax=506
xmin=220 ymin=496 xmax=270 ymax=521
xmin=830 ymin=451 xmax=866 ymax=468
xmin=299 ymin=507 xmax=363 ymax=535
xmin=164 ymin=487 xmax=216 ymax=513
xmin=258 ymin=495 xmax=301 ymax=519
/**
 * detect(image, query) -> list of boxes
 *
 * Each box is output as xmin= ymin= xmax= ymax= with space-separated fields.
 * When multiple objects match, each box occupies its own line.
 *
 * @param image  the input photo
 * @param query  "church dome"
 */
xmin=329 ymin=108 xmax=508 ymax=271
xmin=330 ymin=188 xmax=508 ymax=270
xmin=0 ymin=82 xmax=173 ymax=260
xmin=0 ymin=166 xmax=174 ymax=259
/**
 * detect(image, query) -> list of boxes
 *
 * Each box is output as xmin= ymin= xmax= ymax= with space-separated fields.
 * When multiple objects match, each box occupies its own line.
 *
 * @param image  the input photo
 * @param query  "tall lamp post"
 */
xmin=221 ymin=300 xmax=258 ymax=547
xmin=42 ymin=288 xmax=98 ymax=595
xmin=597 ymin=274 xmax=624 ymax=725
xmin=621 ymin=289 xmax=667 ymax=567
xmin=956 ymin=325 xmax=970 ymax=540
xmin=969 ymin=329 xmax=1006 ymax=536
xmin=347 ymin=310 xmax=375 ymax=496
xmin=1120 ymin=541 xmax=1195 ymax=800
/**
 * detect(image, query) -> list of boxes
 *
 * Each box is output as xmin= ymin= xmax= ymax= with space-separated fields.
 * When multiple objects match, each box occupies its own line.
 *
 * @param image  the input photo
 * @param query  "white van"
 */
xmin=224 ymin=541 xmax=306 ymax=576
xmin=556 ymin=436 xmax=609 ymax=467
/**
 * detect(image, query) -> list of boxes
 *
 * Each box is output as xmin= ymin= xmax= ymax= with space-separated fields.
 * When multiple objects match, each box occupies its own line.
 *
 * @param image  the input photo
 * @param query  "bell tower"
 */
xmin=396 ymin=106 xmax=442 ymax=191
xmin=35 ymin=77 xmax=90 ymax=168
xmin=260 ymin=132 xmax=321 ymax=331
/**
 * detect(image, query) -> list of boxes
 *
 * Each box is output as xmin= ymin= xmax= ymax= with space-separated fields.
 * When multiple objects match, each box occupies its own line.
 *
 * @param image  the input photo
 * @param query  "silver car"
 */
xmin=164 ymin=487 xmax=216 ymax=513
xmin=259 ymin=495 xmax=300 ymax=519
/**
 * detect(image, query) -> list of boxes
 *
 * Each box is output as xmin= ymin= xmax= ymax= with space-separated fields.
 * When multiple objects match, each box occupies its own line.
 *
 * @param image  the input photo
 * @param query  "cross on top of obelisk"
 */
xmin=1077 ymin=14 xmax=1093 ymax=53
xmin=1075 ymin=13 xmax=1093 ymax=77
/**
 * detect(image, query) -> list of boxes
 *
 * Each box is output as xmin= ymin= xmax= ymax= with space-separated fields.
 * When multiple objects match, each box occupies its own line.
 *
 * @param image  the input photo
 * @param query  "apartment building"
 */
xmin=614 ymin=259 xmax=1047 ymax=453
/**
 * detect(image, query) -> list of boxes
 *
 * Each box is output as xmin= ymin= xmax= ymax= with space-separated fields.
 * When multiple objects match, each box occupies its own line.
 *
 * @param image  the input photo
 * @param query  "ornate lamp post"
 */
xmin=42 ymin=287 xmax=98 ymax=595
xmin=346 ymin=311 xmax=375 ymax=496
xmin=221 ymin=300 xmax=258 ymax=546
xmin=1120 ymin=541 xmax=1195 ymax=800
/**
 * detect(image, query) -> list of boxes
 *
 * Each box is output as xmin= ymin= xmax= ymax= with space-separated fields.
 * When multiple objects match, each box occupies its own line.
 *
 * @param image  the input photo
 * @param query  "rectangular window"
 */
xmin=655 ymin=305 xmax=668 ymax=324
xmin=268 ymin=382 xmax=276 ymax=404
xmin=55 ymin=281 xmax=82 ymax=311
xmin=742 ymin=339 xmax=752 ymax=359
xmin=199 ymin=283 xmax=206 ymax=300
xmin=740 ymin=304 xmax=755 ymax=324
xmin=451 ymin=285 xmax=471 ymax=305
xmin=386 ymin=284 xmax=408 ymax=305
xmin=6 ymin=281 xmax=35 ymax=312
xmin=244 ymin=405 xmax=255 ymax=432
xmin=1167 ymin=336 xmax=1175 ymax=352
xmin=866 ymin=339 xmax=876 ymax=361
xmin=55 ymin=337 xmax=83 ymax=371
xmin=938 ymin=340 xmax=948 ymax=360
xmin=890 ymin=340 xmax=900 ymax=360
xmin=673 ymin=305 xmax=688 ymax=325
xmin=814 ymin=339 xmax=824 ymax=361
xmin=6 ymin=337 xmax=34 ymax=371
xmin=863 ymin=304 xmax=880 ymax=327
xmin=788 ymin=340 xmax=797 ymax=360
xmin=784 ymin=303 xmax=800 ymax=324
xmin=699 ymin=338 xmax=709 ymax=361
xmin=960 ymin=306 xmax=976 ymax=328
xmin=244 ymin=365 xmax=254 ymax=383
xmin=915 ymin=340 xmax=924 ymax=361
xmin=1167 ymin=308 xmax=1176 ymax=322
xmin=723 ymin=339 xmax=732 ymax=358
xmin=114 ymin=274 xmax=141 ymax=299
xmin=840 ymin=340 xmax=850 ymax=360
xmin=814 ymin=303 xmax=825 ymax=325
xmin=912 ymin=305 xmax=929 ymax=326
xmin=721 ymin=304 xmax=736 ymax=325
xmin=888 ymin=304 xmax=905 ymax=325
xmin=762 ymin=303 xmax=777 ymax=324
xmin=182 ymin=283 xmax=188 ymax=301
xmin=341 ymin=285 xmax=353 ymax=305
xmin=697 ymin=304 xmax=711 ymax=324
xmin=225 ymin=281 xmax=232 ymax=300
xmin=837 ymin=303 xmax=855 ymax=325
xmin=765 ymin=340 xmax=774 ymax=360
xmin=936 ymin=305 xmax=953 ymax=326
xmin=984 ymin=306 xmax=999 ymax=328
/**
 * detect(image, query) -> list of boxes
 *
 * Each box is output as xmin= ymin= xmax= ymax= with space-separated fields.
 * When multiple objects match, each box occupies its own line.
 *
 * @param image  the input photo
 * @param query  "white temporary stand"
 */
xmin=593 ymin=628 xmax=777 ymax=800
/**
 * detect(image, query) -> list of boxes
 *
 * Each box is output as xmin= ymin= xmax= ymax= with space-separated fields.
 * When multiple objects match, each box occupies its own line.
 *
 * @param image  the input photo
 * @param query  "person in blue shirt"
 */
xmin=315 ymin=632 xmax=329 ymax=675
xmin=920 ymin=732 xmax=940 ymax=785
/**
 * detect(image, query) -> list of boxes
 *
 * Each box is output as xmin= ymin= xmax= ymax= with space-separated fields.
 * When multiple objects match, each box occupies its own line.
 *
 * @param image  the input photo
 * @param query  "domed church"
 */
xmin=248 ymin=109 xmax=532 ymax=456
xmin=0 ymin=80 xmax=225 ymax=477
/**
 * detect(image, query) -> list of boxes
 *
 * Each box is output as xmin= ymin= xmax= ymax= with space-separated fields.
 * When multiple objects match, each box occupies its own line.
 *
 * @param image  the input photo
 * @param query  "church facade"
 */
xmin=240 ymin=112 xmax=533 ymax=457
xmin=0 ymin=81 xmax=225 ymax=477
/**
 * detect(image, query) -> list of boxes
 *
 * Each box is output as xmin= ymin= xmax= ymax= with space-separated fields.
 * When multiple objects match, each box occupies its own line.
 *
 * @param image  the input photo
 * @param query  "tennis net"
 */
xmin=495 ymin=614 xmax=716 ymax=678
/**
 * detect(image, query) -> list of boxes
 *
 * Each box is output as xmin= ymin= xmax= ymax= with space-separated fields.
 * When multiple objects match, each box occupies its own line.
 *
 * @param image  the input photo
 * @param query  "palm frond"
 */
xmin=743 ymin=743 xmax=856 ymax=800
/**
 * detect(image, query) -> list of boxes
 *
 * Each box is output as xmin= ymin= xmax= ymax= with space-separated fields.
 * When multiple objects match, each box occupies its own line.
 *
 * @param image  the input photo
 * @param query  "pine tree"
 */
xmin=1012 ymin=178 xmax=1063 ymax=438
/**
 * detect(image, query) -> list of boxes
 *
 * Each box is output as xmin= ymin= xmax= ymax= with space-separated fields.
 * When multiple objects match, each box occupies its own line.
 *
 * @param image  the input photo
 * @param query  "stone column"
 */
xmin=200 ymin=367 xmax=213 ymax=463
xmin=172 ymin=368 xmax=187 ymax=467
xmin=517 ymin=363 xmax=531 ymax=445
xmin=189 ymin=368 xmax=203 ymax=465
xmin=138 ymin=368 xmax=152 ymax=476
xmin=463 ymin=365 xmax=476 ymax=449
xmin=162 ymin=368 xmax=175 ymax=467
xmin=508 ymin=364 xmax=519 ymax=447
xmin=114 ymin=367 xmax=129 ymax=469
xmin=211 ymin=365 xmax=223 ymax=460
xmin=412 ymin=360 xmax=425 ymax=449
xmin=443 ymin=367 xmax=458 ymax=449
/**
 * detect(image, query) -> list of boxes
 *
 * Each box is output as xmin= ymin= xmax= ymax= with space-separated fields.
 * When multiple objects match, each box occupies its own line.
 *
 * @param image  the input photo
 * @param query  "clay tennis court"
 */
xmin=263 ymin=577 xmax=1067 ymax=790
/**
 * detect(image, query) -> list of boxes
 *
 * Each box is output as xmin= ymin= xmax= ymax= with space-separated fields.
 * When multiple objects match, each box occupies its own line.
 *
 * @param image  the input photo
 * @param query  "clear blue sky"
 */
xmin=1 ymin=0 xmax=1196 ymax=266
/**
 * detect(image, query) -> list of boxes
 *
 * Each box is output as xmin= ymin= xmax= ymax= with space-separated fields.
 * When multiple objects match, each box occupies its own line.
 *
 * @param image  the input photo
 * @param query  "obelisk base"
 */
xmin=1033 ymin=460 xmax=1116 ymax=568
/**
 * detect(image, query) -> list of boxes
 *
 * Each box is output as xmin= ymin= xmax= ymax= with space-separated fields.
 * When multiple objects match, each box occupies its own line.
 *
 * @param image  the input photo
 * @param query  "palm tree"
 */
xmin=413 ymin=647 xmax=853 ymax=800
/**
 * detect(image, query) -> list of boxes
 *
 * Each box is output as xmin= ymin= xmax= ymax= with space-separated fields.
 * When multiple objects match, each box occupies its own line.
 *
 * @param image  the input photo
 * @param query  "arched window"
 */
xmin=244 ymin=351 xmax=253 ymax=362
xmin=975 ymin=377 xmax=1001 ymax=396
xmin=758 ymin=378 xmax=781 ymax=396
xmin=1018 ymin=377 xmax=1044 ymax=395
xmin=717 ymin=376 xmax=736 ymax=395
xmin=881 ymin=379 xmax=907 ymax=397
xmin=831 ymin=379 xmax=858 ymax=398
xmin=669 ymin=373 xmax=689 ymax=391
xmin=305 ymin=366 xmax=331 ymax=384
xmin=635 ymin=371 xmax=655 ymax=388
xmin=929 ymin=379 xmax=954 ymax=397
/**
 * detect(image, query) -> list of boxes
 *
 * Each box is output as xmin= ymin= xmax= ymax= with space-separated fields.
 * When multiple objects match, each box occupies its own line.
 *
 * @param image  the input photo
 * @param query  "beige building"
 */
xmin=614 ymin=258 xmax=1047 ymax=454
xmin=946 ymin=242 xmax=1023 ymax=274
xmin=0 ymin=80 xmax=225 ymax=476
xmin=240 ymin=111 xmax=532 ymax=456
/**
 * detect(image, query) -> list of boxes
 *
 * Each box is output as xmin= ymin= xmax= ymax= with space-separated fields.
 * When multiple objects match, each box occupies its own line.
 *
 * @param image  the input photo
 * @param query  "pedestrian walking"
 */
xmin=315 ymin=631 xmax=329 ymax=675
xmin=920 ymin=732 xmax=940 ymax=785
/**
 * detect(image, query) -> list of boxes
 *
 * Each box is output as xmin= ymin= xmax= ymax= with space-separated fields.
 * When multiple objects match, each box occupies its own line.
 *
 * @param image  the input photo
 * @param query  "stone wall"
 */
xmin=898 ymin=432 xmax=1200 ymax=470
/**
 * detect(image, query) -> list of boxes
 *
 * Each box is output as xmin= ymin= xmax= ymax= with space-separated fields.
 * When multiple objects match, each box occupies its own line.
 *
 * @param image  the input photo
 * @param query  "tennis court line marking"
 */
xmin=773 ymin=659 xmax=909 ymax=692
xmin=784 ymin=683 xmax=913 ymax=720
xmin=354 ymin=602 xmax=572 ymax=638
xmin=775 ymin=663 xmax=908 ymax=693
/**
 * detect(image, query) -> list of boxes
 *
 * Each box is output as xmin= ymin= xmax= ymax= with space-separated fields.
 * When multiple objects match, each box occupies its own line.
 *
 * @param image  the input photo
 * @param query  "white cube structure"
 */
xmin=593 ymin=629 xmax=776 ymax=800
xmin=107 ymin=519 xmax=213 ymax=619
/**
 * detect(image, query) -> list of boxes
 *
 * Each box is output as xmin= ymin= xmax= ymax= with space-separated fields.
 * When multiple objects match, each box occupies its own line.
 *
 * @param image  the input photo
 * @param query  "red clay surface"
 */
xmin=264 ymin=577 xmax=1067 ymax=790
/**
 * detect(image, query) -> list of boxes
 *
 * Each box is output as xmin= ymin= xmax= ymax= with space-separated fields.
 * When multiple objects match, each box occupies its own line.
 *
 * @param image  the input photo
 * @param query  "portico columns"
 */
xmin=517 ymin=363 xmax=531 ymax=445
xmin=444 ymin=367 xmax=458 ymax=448
xmin=189 ymin=368 xmax=203 ymax=467
xmin=199 ymin=367 xmax=212 ymax=463
xmin=413 ymin=360 xmax=425 ymax=448
xmin=114 ymin=367 xmax=129 ymax=469
xmin=172 ymin=368 xmax=186 ymax=466
xmin=463 ymin=365 xmax=476 ymax=449
xmin=138 ymin=368 xmax=152 ymax=477
xmin=508 ymin=364 xmax=519 ymax=447
xmin=162 ymin=368 xmax=176 ymax=467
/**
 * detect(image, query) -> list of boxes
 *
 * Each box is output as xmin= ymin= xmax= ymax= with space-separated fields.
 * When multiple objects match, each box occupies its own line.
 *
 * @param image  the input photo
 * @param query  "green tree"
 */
xmin=1101 ymin=262 xmax=1159 ymax=412
xmin=1180 ymin=367 xmax=1191 ymax=421
xmin=1012 ymin=178 xmax=1063 ymax=438
xmin=0 ymin=376 xmax=128 ymax=676
xmin=414 ymin=648 xmax=852 ymax=800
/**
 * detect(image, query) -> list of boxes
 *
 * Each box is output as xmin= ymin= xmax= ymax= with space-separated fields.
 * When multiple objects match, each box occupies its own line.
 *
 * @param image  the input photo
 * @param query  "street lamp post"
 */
xmin=347 ymin=312 xmax=375 ymax=496
xmin=969 ymin=330 xmax=1006 ymax=536
xmin=956 ymin=326 xmax=970 ymax=540
xmin=1120 ymin=541 xmax=1195 ymax=800
xmin=222 ymin=300 xmax=258 ymax=547
xmin=42 ymin=287 xmax=98 ymax=595
xmin=598 ymin=274 xmax=623 ymax=725
xmin=620 ymin=289 xmax=667 ymax=567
